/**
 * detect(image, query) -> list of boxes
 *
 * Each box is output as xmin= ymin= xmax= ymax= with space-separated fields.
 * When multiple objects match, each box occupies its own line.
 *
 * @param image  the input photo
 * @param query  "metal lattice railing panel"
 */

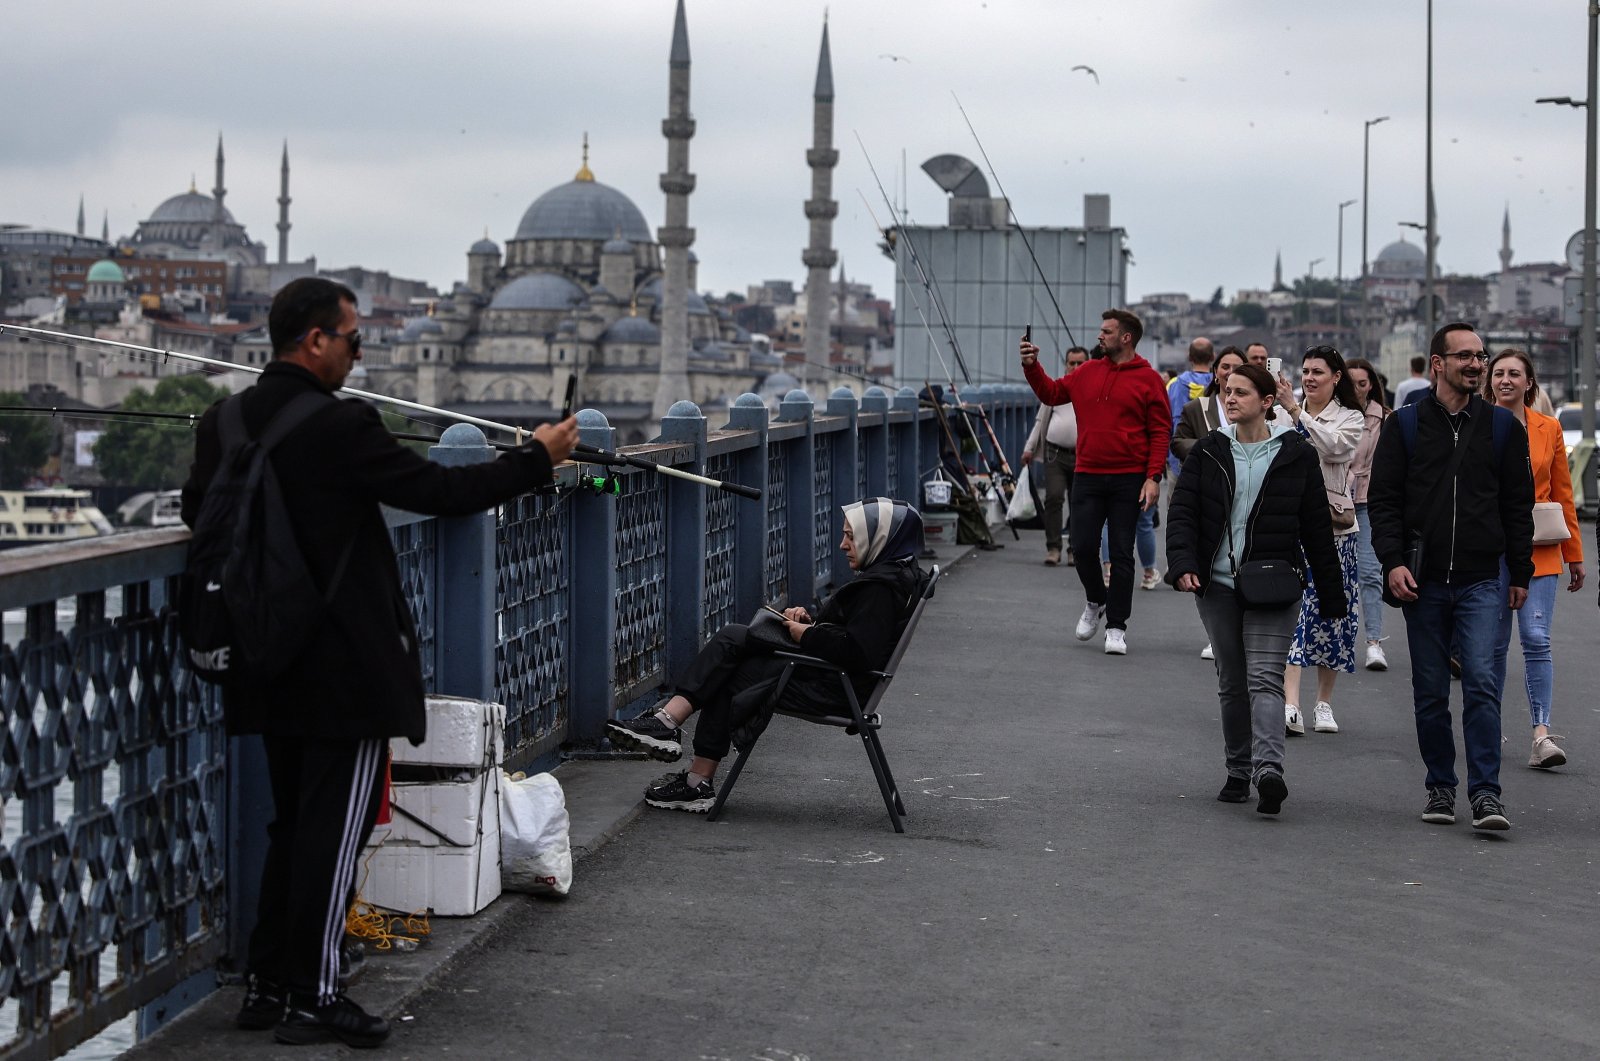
xmin=887 ymin=429 xmax=900 ymax=501
xmin=701 ymin=454 xmax=738 ymax=641
xmin=613 ymin=472 xmax=667 ymax=699
xmin=390 ymin=520 xmax=437 ymax=692
xmin=813 ymin=436 xmax=834 ymax=586
xmin=765 ymin=445 xmax=789 ymax=605
xmin=494 ymin=492 xmax=571 ymax=757
xmin=0 ymin=584 xmax=226 ymax=1055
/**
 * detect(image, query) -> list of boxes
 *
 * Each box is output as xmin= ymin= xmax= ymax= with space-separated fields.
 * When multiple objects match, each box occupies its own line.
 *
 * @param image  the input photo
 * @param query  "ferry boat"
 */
xmin=0 ymin=488 xmax=114 ymax=549
xmin=116 ymin=489 xmax=185 ymax=528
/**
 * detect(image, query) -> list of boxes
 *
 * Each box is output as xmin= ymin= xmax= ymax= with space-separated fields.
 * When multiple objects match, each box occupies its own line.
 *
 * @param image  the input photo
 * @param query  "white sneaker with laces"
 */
xmin=1200 ymin=643 xmax=1214 ymax=660
xmin=1313 ymin=701 xmax=1339 ymax=733
xmin=1104 ymin=628 xmax=1127 ymax=655
xmin=1285 ymin=703 xmax=1305 ymax=735
xmin=1075 ymin=603 xmax=1106 ymax=641
xmin=1365 ymin=641 xmax=1388 ymax=671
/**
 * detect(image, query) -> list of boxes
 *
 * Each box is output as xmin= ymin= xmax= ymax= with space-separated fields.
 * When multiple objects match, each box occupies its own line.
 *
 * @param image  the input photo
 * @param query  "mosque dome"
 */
xmin=514 ymin=179 xmax=651 ymax=243
xmin=470 ymin=237 xmax=500 ymax=256
xmin=602 ymin=236 xmax=634 ymax=255
xmin=399 ymin=317 xmax=444 ymax=341
xmin=1376 ymin=239 xmax=1425 ymax=265
xmin=636 ymin=276 xmax=710 ymax=316
xmin=760 ymin=371 xmax=800 ymax=394
xmin=85 ymin=259 xmax=126 ymax=284
xmin=487 ymin=272 xmax=588 ymax=312
xmin=602 ymin=315 xmax=661 ymax=344
xmin=148 ymin=190 xmax=236 ymax=225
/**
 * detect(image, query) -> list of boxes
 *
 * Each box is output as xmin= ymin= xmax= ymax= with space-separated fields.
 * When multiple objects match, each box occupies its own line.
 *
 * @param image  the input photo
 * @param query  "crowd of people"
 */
xmin=1020 ymin=313 xmax=1586 ymax=831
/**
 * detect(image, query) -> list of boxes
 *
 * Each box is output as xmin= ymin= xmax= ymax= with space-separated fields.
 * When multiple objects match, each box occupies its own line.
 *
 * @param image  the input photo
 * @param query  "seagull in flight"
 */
xmin=879 ymin=52 xmax=911 ymax=63
xmin=1071 ymin=64 xmax=1099 ymax=84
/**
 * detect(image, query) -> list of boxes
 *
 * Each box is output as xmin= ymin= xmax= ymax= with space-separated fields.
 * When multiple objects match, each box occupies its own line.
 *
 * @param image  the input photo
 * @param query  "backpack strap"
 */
xmin=257 ymin=391 xmax=337 ymax=450
xmin=1397 ymin=402 xmax=1419 ymax=460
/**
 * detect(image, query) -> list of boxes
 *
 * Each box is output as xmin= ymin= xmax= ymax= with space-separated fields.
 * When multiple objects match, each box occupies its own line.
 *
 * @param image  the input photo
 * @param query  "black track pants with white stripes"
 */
xmin=247 ymin=735 xmax=386 ymax=1005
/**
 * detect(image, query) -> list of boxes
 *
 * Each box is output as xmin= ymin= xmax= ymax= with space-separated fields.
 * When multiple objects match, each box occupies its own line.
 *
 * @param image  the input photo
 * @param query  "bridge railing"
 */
xmin=0 ymin=382 xmax=1036 ymax=1058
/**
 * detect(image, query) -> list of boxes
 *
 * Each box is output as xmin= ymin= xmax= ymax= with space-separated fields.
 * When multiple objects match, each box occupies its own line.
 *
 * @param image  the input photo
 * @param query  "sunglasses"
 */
xmin=296 ymin=326 xmax=362 ymax=355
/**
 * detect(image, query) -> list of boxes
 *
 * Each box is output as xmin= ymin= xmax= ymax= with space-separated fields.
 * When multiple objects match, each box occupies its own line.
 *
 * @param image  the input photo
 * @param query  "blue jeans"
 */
xmin=1101 ymin=504 xmax=1156 ymax=570
xmin=1353 ymin=504 xmax=1384 ymax=642
xmin=1491 ymin=566 xmax=1558 ymax=729
xmin=1402 ymin=577 xmax=1504 ymax=797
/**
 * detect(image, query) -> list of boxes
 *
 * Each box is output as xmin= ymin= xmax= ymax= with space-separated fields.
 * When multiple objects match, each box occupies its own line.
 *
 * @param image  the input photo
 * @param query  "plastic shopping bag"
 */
xmin=1005 ymin=465 xmax=1038 ymax=523
xmin=499 ymin=771 xmax=573 ymax=897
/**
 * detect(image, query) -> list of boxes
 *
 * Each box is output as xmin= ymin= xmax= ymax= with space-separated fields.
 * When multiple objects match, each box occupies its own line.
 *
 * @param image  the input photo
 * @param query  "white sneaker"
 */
xmin=1365 ymin=642 xmax=1388 ymax=671
xmin=1200 ymin=643 xmax=1214 ymax=660
xmin=1313 ymin=701 xmax=1339 ymax=733
xmin=1104 ymin=629 xmax=1127 ymax=655
xmin=1075 ymin=603 xmax=1106 ymax=641
xmin=1285 ymin=703 xmax=1305 ymax=735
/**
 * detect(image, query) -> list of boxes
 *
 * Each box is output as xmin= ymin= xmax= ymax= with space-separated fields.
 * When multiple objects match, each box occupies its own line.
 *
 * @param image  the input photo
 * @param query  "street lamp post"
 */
xmin=1337 ymin=198 xmax=1357 ymax=338
xmin=1424 ymin=0 xmax=1437 ymax=345
xmin=1361 ymin=116 xmax=1390 ymax=358
xmin=1535 ymin=2 xmax=1598 ymax=506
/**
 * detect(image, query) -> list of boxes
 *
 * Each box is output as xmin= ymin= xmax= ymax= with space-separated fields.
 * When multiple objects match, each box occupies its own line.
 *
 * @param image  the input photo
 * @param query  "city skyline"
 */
xmin=3 ymin=0 xmax=1586 ymax=310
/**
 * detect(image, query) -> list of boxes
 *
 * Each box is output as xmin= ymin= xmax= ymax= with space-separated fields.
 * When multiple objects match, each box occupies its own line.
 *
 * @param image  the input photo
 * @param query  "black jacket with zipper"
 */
xmin=1366 ymin=391 xmax=1534 ymax=589
xmin=180 ymin=360 xmax=556 ymax=742
xmin=1164 ymin=428 xmax=1347 ymax=617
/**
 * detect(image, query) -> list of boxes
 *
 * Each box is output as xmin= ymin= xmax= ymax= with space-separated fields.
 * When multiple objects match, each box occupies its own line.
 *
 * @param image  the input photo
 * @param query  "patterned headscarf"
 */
xmin=841 ymin=497 xmax=923 ymax=569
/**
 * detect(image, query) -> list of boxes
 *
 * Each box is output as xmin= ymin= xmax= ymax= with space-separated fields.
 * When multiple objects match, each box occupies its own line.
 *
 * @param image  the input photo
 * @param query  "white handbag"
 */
xmin=1532 ymin=501 xmax=1571 ymax=545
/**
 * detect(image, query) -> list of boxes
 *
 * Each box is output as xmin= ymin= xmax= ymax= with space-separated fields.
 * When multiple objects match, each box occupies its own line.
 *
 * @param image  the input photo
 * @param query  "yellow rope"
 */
xmin=344 ymin=846 xmax=433 ymax=951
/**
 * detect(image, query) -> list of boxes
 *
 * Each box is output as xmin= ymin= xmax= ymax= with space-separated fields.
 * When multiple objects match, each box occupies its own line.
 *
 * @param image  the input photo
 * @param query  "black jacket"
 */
xmin=180 ymin=361 xmax=555 ymax=741
xmin=1164 ymin=429 xmax=1347 ymax=617
xmin=1367 ymin=392 xmax=1534 ymax=589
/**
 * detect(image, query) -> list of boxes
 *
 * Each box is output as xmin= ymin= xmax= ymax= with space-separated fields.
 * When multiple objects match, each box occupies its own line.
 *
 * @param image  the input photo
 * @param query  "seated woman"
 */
xmin=1166 ymin=364 xmax=1345 ymax=815
xmin=606 ymin=497 xmax=926 ymax=812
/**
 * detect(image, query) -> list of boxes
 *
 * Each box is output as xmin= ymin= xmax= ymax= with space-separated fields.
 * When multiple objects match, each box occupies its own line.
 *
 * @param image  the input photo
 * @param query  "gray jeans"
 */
xmin=1195 ymin=583 xmax=1298 ymax=782
xmin=1041 ymin=444 xmax=1074 ymax=551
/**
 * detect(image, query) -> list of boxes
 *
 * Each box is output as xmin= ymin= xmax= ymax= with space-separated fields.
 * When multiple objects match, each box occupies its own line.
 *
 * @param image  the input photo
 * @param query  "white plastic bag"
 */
xmin=1005 ymin=466 xmax=1037 ymax=522
xmin=498 ymin=771 xmax=573 ymax=897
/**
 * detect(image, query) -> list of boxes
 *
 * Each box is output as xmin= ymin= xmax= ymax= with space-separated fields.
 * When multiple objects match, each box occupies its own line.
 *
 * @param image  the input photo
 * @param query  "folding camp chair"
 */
xmin=705 ymin=565 xmax=940 ymax=833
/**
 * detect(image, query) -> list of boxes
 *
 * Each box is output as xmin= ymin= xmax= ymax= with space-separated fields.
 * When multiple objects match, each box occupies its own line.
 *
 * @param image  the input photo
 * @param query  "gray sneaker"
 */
xmin=606 ymin=713 xmax=683 ymax=762
xmin=1421 ymin=786 xmax=1455 ymax=825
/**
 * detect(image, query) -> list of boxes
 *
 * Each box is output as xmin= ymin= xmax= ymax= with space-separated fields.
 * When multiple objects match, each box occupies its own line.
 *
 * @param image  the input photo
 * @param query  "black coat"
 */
xmin=180 ymin=361 xmax=555 ymax=742
xmin=1367 ymin=392 xmax=1535 ymax=588
xmin=1164 ymin=429 xmax=1347 ymax=618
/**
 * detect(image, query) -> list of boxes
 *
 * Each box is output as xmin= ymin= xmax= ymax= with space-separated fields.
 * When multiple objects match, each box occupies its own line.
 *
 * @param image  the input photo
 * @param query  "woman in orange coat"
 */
xmin=1485 ymin=348 xmax=1585 ymax=769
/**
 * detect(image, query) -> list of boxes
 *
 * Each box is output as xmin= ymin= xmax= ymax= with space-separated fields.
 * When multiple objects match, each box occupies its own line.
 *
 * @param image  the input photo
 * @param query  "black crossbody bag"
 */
xmin=1225 ymin=508 xmax=1303 ymax=609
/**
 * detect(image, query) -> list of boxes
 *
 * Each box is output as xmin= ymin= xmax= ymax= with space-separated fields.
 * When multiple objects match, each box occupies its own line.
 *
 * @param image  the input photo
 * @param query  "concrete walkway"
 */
xmin=130 ymin=529 xmax=1600 ymax=1059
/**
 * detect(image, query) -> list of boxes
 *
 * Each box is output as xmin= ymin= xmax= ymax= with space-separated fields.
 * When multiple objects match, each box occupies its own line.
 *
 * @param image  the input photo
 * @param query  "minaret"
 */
xmin=278 ymin=140 xmax=292 ymax=263
xmin=76 ymin=195 xmax=85 ymax=236
xmin=213 ymin=134 xmax=226 ymax=219
xmin=1499 ymin=205 xmax=1513 ymax=273
xmin=654 ymin=0 xmax=695 ymax=420
xmin=101 ymin=211 xmax=108 ymax=243
xmin=801 ymin=16 xmax=839 ymax=386
xmin=1273 ymin=249 xmax=1284 ymax=290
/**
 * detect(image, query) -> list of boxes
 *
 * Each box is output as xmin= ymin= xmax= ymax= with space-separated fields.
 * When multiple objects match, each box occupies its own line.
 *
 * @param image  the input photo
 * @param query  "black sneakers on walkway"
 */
xmin=1421 ymin=787 xmax=1456 ymax=825
xmin=1470 ymin=792 xmax=1511 ymax=831
xmin=644 ymin=771 xmax=717 ymax=812
xmin=236 ymin=975 xmax=286 ymax=1030
xmin=1255 ymin=772 xmax=1287 ymax=815
xmin=275 ymin=993 xmax=391 ymax=1048
xmin=1216 ymin=776 xmax=1250 ymax=804
xmin=606 ymin=712 xmax=684 ymax=762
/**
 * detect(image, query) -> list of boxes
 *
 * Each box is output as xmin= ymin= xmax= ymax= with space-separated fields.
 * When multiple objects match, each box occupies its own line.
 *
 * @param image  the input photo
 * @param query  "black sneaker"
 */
xmin=644 ymin=771 xmax=716 ymax=813
xmin=338 ymin=939 xmax=365 ymax=989
xmin=1255 ymin=771 xmax=1287 ymax=815
xmin=274 ymin=993 xmax=390 ymax=1048
xmin=236 ymin=975 xmax=286 ymax=1030
xmin=1470 ymin=792 xmax=1511 ymax=831
xmin=606 ymin=713 xmax=683 ymax=762
xmin=1421 ymin=786 xmax=1456 ymax=825
xmin=1217 ymin=776 xmax=1250 ymax=803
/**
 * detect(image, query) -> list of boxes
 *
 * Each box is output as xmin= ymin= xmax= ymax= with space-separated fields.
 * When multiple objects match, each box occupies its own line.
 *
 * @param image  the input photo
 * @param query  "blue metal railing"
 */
xmin=0 ymin=383 xmax=1036 ymax=1058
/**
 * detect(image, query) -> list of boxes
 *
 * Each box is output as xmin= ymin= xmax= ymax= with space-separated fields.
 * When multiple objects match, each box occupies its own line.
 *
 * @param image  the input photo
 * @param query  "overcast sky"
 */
xmin=2 ymin=0 xmax=1586 ymax=309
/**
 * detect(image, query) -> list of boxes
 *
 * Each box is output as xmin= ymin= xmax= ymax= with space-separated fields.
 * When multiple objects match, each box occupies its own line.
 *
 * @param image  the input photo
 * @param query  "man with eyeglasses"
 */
xmin=1368 ymin=321 xmax=1534 ymax=832
xmin=181 ymin=277 xmax=578 ymax=1046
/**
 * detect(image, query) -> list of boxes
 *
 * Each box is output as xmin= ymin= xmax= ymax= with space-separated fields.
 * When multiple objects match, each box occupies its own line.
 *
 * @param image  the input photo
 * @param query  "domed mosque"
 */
xmin=366 ymin=0 xmax=823 ymax=443
xmin=128 ymin=135 xmax=267 ymax=268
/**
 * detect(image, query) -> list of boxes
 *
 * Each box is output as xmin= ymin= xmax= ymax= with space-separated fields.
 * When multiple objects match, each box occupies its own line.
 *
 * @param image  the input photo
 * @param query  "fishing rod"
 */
xmin=952 ymin=92 xmax=1078 ymax=351
xmin=855 ymin=139 xmax=1024 ymax=535
xmin=0 ymin=324 xmax=762 ymax=501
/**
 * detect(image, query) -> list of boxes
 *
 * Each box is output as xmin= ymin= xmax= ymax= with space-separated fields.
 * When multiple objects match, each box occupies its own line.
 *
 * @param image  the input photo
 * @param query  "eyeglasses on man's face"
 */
xmin=1446 ymin=351 xmax=1488 ymax=364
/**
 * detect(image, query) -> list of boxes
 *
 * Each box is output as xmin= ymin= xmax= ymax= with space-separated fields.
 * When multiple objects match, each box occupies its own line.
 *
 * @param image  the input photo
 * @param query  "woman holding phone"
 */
xmin=1167 ymin=364 xmax=1345 ymax=814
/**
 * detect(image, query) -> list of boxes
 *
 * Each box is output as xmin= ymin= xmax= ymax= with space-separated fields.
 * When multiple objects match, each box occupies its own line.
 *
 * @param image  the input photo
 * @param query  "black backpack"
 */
xmin=180 ymin=391 xmax=354 ymax=685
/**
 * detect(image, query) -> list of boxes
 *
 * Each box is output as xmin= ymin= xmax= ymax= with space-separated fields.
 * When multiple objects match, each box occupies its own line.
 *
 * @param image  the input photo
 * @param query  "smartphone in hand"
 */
xmin=1023 ymin=324 xmax=1032 ymax=344
xmin=561 ymin=375 xmax=578 ymax=420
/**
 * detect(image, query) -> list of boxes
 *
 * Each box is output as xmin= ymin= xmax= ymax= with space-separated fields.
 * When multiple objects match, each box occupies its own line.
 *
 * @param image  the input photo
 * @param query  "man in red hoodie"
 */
xmin=1020 ymin=309 xmax=1170 ymax=654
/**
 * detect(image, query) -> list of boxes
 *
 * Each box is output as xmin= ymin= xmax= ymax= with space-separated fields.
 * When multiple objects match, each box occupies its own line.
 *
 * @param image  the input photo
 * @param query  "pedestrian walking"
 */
xmin=1021 ymin=346 xmax=1089 ymax=566
xmin=181 ymin=277 xmax=579 ymax=1047
xmin=1172 ymin=347 xmax=1244 ymax=465
xmin=1021 ymin=310 xmax=1171 ymax=655
xmin=1167 ymin=338 xmax=1215 ymax=475
xmin=1167 ymin=364 xmax=1345 ymax=815
xmin=1393 ymin=355 xmax=1430 ymax=407
xmin=1344 ymin=358 xmax=1391 ymax=671
xmin=1368 ymin=322 xmax=1534 ymax=831
xmin=1274 ymin=347 xmax=1364 ymax=735
xmin=1483 ymin=348 xmax=1585 ymax=769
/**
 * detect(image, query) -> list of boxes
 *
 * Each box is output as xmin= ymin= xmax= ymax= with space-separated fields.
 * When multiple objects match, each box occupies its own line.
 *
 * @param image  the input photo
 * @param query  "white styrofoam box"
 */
xmin=924 ymin=510 xmax=959 ymax=545
xmin=391 ymin=696 xmax=506 ymax=769
xmin=362 ymin=774 xmax=502 ymax=916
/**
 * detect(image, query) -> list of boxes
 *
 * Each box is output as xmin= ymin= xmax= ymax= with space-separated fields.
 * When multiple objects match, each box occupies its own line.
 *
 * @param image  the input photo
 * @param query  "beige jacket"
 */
xmin=1290 ymin=398 xmax=1365 ymax=536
